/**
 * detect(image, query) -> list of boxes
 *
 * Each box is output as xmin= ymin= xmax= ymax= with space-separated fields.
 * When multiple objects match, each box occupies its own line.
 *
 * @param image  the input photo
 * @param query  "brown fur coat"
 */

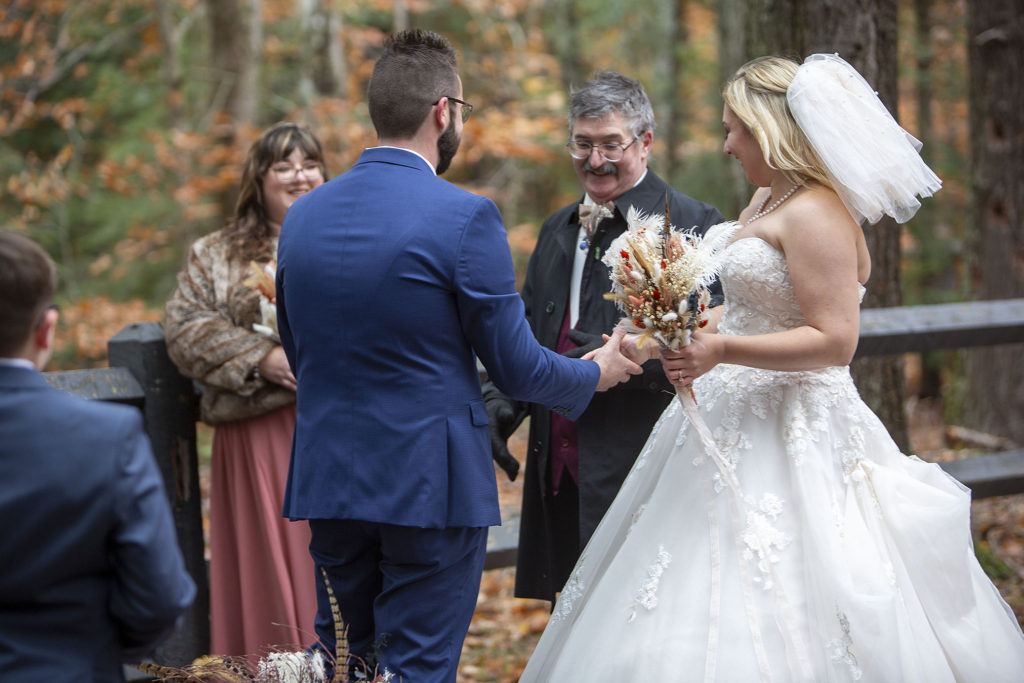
xmin=165 ymin=230 xmax=294 ymax=425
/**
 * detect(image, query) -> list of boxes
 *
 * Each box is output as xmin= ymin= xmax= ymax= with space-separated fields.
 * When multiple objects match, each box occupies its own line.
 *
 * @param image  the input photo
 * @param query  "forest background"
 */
xmin=5 ymin=1 xmax=1024 ymax=678
xmin=2 ymin=1 xmax=1021 ymax=474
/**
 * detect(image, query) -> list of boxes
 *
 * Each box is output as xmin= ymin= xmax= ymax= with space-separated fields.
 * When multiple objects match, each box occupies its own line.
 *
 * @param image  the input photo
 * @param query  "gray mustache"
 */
xmin=583 ymin=160 xmax=617 ymax=175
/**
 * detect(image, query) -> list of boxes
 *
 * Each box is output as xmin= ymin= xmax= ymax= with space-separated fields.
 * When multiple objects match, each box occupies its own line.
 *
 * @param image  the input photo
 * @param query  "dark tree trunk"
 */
xmin=206 ymin=0 xmax=260 ymax=226
xmin=738 ymin=0 xmax=909 ymax=450
xmin=664 ymin=0 xmax=688 ymax=182
xmin=552 ymin=0 xmax=585 ymax=91
xmin=914 ymin=0 xmax=933 ymax=162
xmin=206 ymin=0 xmax=258 ymax=126
xmin=300 ymin=0 xmax=345 ymax=102
xmin=717 ymin=0 xmax=750 ymax=218
xmin=156 ymin=0 xmax=200 ymax=249
xmin=965 ymin=0 xmax=1024 ymax=443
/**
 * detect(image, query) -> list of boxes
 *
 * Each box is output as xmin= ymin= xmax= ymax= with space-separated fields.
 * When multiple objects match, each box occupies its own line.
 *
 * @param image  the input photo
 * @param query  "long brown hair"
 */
xmin=222 ymin=122 xmax=327 ymax=263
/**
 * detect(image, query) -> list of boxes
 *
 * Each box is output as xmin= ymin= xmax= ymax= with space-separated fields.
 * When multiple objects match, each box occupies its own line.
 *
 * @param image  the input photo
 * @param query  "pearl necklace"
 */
xmin=744 ymin=185 xmax=799 ymax=226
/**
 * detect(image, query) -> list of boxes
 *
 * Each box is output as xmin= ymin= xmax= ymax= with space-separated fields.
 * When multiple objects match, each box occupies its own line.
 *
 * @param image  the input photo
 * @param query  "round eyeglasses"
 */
xmin=566 ymin=136 xmax=639 ymax=163
xmin=269 ymin=161 xmax=323 ymax=183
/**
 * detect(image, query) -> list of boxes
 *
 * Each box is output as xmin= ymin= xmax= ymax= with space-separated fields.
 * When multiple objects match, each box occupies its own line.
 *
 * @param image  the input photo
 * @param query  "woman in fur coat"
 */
xmin=165 ymin=122 xmax=326 ymax=659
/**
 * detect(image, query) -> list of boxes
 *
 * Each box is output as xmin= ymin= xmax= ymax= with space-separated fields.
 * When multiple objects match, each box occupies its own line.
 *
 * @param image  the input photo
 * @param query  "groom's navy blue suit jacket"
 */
xmin=277 ymin=147 xmax=598 ymax=529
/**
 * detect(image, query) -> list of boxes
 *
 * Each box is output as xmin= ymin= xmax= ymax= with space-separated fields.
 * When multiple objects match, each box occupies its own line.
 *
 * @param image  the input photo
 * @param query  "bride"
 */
xmin=520 ymin=54 xmax=1024 ymax=682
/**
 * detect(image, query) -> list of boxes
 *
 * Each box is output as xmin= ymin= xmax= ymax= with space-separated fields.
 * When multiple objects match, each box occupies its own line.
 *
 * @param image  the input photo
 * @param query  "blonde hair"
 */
xmin=722 ymin=56 xmax=831 ymax=189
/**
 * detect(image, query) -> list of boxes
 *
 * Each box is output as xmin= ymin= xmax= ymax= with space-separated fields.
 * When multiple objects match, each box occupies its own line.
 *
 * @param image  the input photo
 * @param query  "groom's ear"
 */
xmin=433 ymin=96 xmax=450 ymax=131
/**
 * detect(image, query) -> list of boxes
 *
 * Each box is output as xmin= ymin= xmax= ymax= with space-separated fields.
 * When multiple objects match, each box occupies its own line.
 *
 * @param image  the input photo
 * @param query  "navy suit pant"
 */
xmin=308 ymin=519 xmax=488 ymax=682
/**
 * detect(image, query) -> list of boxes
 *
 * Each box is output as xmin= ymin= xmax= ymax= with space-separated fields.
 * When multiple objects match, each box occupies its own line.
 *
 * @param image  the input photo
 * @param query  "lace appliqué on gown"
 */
xmin=827 ymin=610 xmax=863 ymax=680
xmin=628 ymin=545 xmax=672 ymax=622
xmin=741 ymin=494 xmax=791 ymax=591
xmin=550 ymin=553 xmax=587 ymax=623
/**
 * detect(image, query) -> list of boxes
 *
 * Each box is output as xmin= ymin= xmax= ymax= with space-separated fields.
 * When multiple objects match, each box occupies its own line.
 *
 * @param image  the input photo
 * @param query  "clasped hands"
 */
xmin=586 ymin=326 xmax=720 ymax=388
xmin=258 ymin=346 xmax=297 ymax=392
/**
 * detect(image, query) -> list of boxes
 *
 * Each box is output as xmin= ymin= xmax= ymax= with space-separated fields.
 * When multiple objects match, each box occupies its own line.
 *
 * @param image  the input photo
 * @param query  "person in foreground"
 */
xmin=276 ymin=29 xmax=640 ymax=682
xmin=0 ymin=230 xmax=195 ymax=682
xmin=521 ymin=54 xmax=1024 ymax=682
xmin=484 ymin=71 xmax=725 ymax=605
xmin=165 ymin=122 xmax=326 ymax=656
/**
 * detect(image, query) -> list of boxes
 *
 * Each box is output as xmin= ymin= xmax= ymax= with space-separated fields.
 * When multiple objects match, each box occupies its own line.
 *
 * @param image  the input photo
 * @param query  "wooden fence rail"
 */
xmin=43 ymin=298 xmax=1024 ymax=666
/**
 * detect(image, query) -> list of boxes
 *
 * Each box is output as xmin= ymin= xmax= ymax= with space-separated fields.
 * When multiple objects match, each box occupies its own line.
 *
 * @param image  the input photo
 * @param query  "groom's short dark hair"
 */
xmin=0 ymin=230 xmax=56 ymax=357
xmin=367 ymin=29 xmax=459 ymax=139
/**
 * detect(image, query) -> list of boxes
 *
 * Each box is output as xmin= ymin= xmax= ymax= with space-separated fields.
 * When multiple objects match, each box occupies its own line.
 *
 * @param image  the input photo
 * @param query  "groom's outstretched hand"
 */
xmin=587 ymin=327 xmax=643 ymax=391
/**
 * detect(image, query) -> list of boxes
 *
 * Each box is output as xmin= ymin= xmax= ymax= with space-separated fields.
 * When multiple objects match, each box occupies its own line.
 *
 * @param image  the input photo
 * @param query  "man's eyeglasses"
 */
xmin=434 ymin=96 xmax=474 ymax=123
xmin=566 ymin=136 xmax=639 ymax=163
xmin=269 ymin=160 xmax=323 ymax=183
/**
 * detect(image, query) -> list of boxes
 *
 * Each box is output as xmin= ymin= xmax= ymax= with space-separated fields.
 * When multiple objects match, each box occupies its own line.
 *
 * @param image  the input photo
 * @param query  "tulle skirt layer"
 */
xmin=522 ymin=364 xmax=1024 ymax=682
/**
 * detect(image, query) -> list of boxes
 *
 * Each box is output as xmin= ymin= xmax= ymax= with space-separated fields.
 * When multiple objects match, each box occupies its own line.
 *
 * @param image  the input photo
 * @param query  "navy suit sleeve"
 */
xmin=107 ymin=411 xmax=195 ymax=659
xmin=275 ymin=259 xmax=295 ymax=372
xmin=454 ymin=197 xmax=598 ymax=419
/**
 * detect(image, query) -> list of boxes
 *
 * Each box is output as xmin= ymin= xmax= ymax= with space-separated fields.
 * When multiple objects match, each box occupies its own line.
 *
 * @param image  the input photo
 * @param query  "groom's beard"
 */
xmin=436 ymin=118 xmax=461 ymax=175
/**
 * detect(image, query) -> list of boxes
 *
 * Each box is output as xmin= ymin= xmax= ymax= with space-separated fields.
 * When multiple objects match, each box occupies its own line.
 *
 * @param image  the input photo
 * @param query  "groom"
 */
xmin=276 ymin=29 xmax=640 ymax=681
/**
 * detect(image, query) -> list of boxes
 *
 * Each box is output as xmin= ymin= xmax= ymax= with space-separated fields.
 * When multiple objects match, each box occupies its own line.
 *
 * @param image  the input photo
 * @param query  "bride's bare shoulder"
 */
xmin=785 ymin=185 xmax=860 ymax=237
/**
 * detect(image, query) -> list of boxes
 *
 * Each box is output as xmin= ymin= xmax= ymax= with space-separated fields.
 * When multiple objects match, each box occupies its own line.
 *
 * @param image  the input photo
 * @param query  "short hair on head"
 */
xmin=0 ymin=230 xmax=57 ymax=357
xmin=568 ymin=71 xmax=656 ymax=139
xmin=367 ymin=29 xmax=459 ymax=139
xmin=722 ymin=56 xmax=830 ymax=189
xmin=225 ymin=121 xmax=327 ymax=263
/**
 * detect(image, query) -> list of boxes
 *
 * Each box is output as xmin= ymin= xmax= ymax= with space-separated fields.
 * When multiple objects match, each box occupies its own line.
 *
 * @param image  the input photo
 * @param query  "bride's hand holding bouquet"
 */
xmin=599 ymin=200 xmax=732 ymax=392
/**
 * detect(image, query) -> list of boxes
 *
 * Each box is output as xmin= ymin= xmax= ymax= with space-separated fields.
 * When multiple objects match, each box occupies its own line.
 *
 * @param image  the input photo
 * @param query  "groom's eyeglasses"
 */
xmin=433 ymin=96 xmax=474 ymax=123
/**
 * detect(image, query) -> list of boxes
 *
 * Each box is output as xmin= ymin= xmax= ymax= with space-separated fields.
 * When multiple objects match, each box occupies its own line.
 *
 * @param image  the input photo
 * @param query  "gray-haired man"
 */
xmin=484 ymin=71 xmax=725 ymax=603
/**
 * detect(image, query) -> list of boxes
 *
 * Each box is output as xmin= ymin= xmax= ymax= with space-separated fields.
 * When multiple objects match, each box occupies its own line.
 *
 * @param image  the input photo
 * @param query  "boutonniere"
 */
xmin=578 ymin=201 xmax=615 ymax=256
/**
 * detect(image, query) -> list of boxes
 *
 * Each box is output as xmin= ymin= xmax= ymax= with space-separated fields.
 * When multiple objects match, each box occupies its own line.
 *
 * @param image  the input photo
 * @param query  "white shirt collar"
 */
xmin=0 ymin=358 xmax=37 ymax=370
xmin=371 ymin=146 xmax=437 ymax=176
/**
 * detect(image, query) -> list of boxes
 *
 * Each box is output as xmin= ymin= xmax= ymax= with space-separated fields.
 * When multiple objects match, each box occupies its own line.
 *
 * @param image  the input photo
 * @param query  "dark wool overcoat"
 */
xmin=512 ymin=169 xmax=725 ymax=601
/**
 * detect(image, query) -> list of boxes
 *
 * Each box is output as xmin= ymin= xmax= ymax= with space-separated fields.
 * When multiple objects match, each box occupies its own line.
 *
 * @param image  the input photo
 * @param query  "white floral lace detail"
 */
xmin=827 ymin=610 xmax=863 ymax=680
xmin=628 ymin=545 xmax=672 ymax=622
xmin=838 ymin=425 xmax=867 ymax=483
xmin=550 ymin=553 xmax=586 ymax=623
xmin=740 ymin=494 xmax=791 ymax=590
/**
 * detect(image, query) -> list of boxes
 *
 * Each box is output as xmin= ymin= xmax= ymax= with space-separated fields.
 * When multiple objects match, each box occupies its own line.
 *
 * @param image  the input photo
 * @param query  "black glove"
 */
xmin=483 ymin=385 xmax=524 ymax=481
xmin=563 ymin=329 xmax=604 ymax=359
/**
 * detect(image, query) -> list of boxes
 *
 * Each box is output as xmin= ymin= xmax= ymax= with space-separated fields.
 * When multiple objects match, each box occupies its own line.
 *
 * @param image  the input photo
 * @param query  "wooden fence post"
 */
xmin=107 ymin=322 xmax=209 ymax=666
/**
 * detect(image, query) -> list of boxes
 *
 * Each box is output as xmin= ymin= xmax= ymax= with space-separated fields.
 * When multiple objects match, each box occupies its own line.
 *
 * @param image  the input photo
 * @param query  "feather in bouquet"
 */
xmin=602 ymin=202 xmax=731 ymax=352
xmin=604 ymin=199 xmax=743 ymax=510
xmin=243 ymin=260 xmax=279 ymax=341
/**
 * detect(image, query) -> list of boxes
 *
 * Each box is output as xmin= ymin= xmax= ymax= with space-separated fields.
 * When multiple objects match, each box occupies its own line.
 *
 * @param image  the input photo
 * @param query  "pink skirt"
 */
xmin=209 ymin=404 xmax=316 ymax=657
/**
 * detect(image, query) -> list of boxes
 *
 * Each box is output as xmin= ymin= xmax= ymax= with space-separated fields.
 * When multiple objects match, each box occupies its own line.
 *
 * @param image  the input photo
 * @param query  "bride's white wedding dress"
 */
xmin=521 ymin=235 xmax=1024 ymax=682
